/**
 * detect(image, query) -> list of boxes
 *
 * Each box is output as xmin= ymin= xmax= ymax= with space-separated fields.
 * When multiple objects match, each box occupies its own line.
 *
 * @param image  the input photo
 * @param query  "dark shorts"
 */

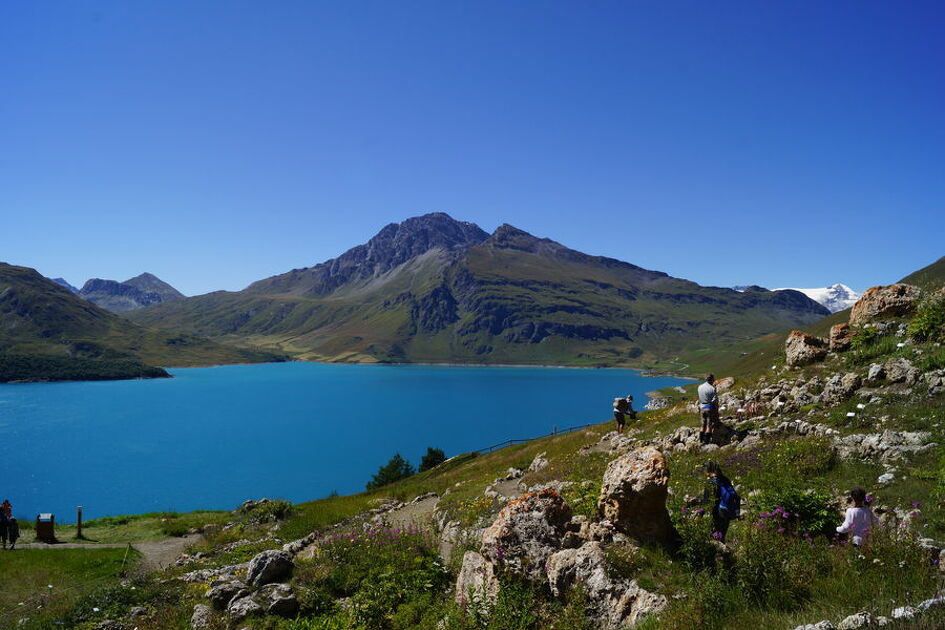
xmin=614 ymin=411 xmax=626 ymax=426
xmin=701 ymin=407 xmax=720 ymax=430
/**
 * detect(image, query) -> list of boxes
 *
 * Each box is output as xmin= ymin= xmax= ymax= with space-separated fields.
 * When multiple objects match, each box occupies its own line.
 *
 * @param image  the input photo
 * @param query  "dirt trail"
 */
xmin=17 ymin=534 xmax=200 ymax=572
xmin=385 ymin=496 xmax=439 ymax=530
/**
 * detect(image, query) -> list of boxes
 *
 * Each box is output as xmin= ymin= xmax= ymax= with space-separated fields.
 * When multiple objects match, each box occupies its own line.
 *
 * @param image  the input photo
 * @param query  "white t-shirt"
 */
xmin=836 ymin=506 xmax=877 ymax=545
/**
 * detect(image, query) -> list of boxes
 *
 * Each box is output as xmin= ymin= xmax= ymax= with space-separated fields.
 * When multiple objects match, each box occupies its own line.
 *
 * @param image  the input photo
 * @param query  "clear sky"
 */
xmin=2 ymin=1 xmax=942 ymax=296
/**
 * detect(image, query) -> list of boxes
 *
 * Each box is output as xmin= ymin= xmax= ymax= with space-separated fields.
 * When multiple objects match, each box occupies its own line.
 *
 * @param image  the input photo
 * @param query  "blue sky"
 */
xmin=2 ymin=1 xmax=942 ymax=296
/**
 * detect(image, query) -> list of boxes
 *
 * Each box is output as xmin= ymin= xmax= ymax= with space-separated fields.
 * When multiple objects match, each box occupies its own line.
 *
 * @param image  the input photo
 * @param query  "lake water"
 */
xmin=0 ymin=363 xmax=687 ymax=522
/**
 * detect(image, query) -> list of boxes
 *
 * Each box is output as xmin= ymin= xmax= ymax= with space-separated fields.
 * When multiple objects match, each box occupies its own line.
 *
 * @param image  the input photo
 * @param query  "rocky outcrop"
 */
xmin=546 ymin=542 xmax=667 ymax=628
xmin=785 ymin=330 xmax=828 ymax=367
xmin=834 ymin=431 xmax=936 ymax=463
xmin=206 ymin=580 xmax=248 ymax=610
xmin=849 ymin=283 xmax=921 ymax=326
xmin=480 ymin=489 xmax=572 ymax=581
xmin=227 ymin=595 xmax=262 ymax=622
xmin=246 ymin=550 xmax=293 ymax=586
xmin=829 ymin=323 xmax=853 ymax=351
xmin=598 ymin=447 xmax=678 ymax=547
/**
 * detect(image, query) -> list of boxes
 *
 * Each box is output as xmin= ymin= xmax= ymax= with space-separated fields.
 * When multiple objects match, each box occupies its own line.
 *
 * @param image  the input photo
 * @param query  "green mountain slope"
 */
xmin=900 ymin=255 xmax=945 ymax=290
xmin=129 ymin=214 xmax=830 ymax=366
xmin=0 ymin=263 xmax=284 ymax=382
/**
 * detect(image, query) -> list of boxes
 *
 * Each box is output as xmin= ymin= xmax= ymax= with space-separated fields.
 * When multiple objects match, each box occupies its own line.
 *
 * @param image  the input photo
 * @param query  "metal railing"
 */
xmin=473 ymin=422 xmax=599 ymax=454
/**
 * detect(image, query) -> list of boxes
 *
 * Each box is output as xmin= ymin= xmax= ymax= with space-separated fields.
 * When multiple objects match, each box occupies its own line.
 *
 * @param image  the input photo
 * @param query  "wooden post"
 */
xmin=76 ymin=506 xmax=83 ymax=539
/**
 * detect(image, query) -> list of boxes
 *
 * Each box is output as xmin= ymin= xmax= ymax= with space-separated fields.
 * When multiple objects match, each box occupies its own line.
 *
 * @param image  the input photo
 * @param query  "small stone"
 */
xmin=226 ymin=595 xmax=262 ymax=622
xmin=190 ymin=604 xmax=214 ymax=630
xmin=837 ymin=611 xmax=875 ymax=629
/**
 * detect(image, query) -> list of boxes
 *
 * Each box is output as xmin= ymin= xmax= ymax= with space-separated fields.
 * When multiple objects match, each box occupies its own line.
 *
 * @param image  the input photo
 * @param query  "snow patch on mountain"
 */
xmin=772 ymin=283 xmax=860 ymax=313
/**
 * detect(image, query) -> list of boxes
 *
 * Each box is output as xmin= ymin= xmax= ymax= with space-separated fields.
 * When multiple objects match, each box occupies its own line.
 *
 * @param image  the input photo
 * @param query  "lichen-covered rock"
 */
xmin=598 ymin=447 xmax=678 ymax=547
xmin=246 ymin=549 xmax=294 ymax=586
xmin=891 ymin=606 xmax=918 ymax=619
xmin=850 ymin=284 xmax=921 ymax=326
xmin=866 ymin=363 xmax=886 ymax=384
xmin=528 ymin=452 xmax=549 ymax=473
xmin=480 ymin=489 xmax=572 ymax=581
xmin=785 ymin=330 xmax=829 ymax=367
xmin=226 ymin=595 xmax=262 ymax=622
xmin=883 ymin=357 xmax=919 ymax=385
xmin=455 ymin=551 xmax=499 ymax=608
xmin=830 ymin=323 xmax=854 ymax=351
xmin=793 ymin=623 xmax=836 ymax=630
xmin=190 ymin=604 xmax=214 ymax=630
xmin=257 ymin=583 xmax=299 ymax=617
xmin=926 ymin=369 xmax=945 ymax=396
xmin=546 ymin=542 xmax=666 ymax=628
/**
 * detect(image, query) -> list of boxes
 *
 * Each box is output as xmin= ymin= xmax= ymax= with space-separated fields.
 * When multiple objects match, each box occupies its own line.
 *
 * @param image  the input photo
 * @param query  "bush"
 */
xmin=908 ymin=291 xmax=945 ymax=343
xmin=419 ymin=447 xmax=447 ymax=472
xmin=753 ymin=488 xmax=836 ymax=536
xmin=367 ymin=453 xmax=416 ymax=490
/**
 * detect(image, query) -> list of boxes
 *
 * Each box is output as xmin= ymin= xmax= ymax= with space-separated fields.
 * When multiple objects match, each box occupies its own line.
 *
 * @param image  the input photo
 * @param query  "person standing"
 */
xmin=6 ymin=517 xmax=18 ymax=550
xmin=0 ymin=500 xmax=10 ymax=550
xmin=704 ymin=461 xmax=739 ymax=543
xmin=613 ymin=397 xmax=629 ymax=433
xmin=697 ymin=374 xmax=719 ymax=445
xmin=836 ymin=487 xmax=878 ymax=546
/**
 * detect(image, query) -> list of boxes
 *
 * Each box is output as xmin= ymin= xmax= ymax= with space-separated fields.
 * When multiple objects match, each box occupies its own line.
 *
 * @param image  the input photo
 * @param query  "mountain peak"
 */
xmin=772 ymin=283 xmax=860 ymax=313
xmin=124 ymin=273 xmax=186 ymax=300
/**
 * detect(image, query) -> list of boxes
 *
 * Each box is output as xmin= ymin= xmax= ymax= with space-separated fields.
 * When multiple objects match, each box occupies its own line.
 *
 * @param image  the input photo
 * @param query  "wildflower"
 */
xmin=777 ymin=527 xmax=785 ymax=533
xmin=694 ymin=508 xmax=705 ymax=516
xmin=712 ymin=531 xmax=723 ymax=539
xmin=912 ymin=501 xmax=922 ymax=509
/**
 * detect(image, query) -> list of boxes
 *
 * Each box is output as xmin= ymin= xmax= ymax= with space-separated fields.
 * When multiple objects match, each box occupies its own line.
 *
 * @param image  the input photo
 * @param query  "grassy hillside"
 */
xmin=900 ymin=255 xmax=945 ymax=290
xmin=0 ymin=263 xmax=285 ymax=381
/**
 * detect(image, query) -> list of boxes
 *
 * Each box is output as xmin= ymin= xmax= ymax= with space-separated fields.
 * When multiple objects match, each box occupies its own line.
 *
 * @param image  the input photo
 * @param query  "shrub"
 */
xmin=367 ymin=453 xmax=417 ymax=490
xmin=849 ymin=326 xmax=878 ymax=350
xmin=908 ymin=291 xmax=945 ymax=343
xmin=753 ymin=488 xmax=836 ymax=536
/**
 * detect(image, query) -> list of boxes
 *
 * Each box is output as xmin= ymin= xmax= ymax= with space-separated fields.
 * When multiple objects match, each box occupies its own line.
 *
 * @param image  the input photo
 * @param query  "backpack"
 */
xmin=719 ymin=481 xmax=741 ymax=518
xmin=614 ymin=398 xmax=628 ymax=413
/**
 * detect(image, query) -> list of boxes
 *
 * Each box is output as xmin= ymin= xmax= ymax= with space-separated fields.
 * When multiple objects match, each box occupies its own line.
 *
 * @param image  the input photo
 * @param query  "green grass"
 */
xmin=0 ymin=548 xmax=135 ymax=629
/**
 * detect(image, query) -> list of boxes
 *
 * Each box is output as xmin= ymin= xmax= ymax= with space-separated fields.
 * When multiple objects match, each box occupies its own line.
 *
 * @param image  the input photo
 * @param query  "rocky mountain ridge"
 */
xmin=129 ymin=213 xmax=831 ymax=366
xmin=77 ymin=272 xmax=185 ymax=313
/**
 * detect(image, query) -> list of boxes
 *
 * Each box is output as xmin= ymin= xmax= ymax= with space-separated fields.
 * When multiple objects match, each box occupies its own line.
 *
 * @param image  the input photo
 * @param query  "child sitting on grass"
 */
xmin=836 ymin=487 xmax=878 ymax=546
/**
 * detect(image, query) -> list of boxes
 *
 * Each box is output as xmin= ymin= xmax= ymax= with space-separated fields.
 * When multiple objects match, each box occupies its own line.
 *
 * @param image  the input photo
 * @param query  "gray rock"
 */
xmin=246 ymin=549 xmax=294 ymax=586
xmin=866 ymin=363 xmax=886 ymax=384
xmin=455 ymin=551 xmax=499 ymax=609
xmin=528 ymin=452 xmax=549 ymax=473
xmin=837 ymin=612 xmax=875 ymax=629
xmin=918 ymin=596 xmax=945 ymax=611
xmin=128 ymin=607 xmax=147 ymax=618
xmin=190 ymin=604 xmax=214 ymax=630
xmin=227 ymin=595 xmax=262 ymax=622
xmin=884 ymin=358 xmax=920 ymax=385
xmin=258 ymin=583 xmax=299 ymax=617
xmin=793 ymin=621 xmax=836 ymax=630
xmin=206 ymin=580 xmax=248 ymax=610
xmin=891 ymin=606 xmax=918 ymax=619
xmin=821 ymin=372 xmax=862 ymax=404
xmin=877 ymin=472 xmax=895 ymax=484
xmin=546 ymin=542 xmax=666 ymax=628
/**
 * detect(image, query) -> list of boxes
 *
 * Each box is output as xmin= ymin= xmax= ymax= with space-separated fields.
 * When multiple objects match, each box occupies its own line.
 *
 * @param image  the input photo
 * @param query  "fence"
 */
xmin=473 ymin=422 xmax=599 ymax=455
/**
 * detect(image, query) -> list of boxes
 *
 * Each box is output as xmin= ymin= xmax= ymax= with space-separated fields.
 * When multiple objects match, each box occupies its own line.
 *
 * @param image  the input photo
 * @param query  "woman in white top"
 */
xmin=836 ymin=487 xmax=878 ymax=546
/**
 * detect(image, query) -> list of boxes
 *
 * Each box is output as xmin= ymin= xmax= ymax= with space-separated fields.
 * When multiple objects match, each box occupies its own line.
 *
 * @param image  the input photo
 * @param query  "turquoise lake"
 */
xmin=0 ymin=362 xmax=687 ymax=522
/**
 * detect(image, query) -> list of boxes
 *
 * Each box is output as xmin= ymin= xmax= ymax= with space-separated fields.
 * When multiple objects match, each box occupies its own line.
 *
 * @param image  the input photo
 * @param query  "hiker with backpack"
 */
xmin=697 ymin=374 xmax=720 ymax=445
xmin=836 ymin=487 xmax=878 ymax=546
xmin=613 ymin=397 xmax=629 ymax=433
xmin=704 ymin=461 xmax=739 ymax=543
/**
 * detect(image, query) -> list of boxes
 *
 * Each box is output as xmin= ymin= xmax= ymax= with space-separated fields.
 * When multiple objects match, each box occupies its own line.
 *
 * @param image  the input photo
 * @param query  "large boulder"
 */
xmin=785 ymin=330 xmax=828 ymax=367
xmin=849 ymin=284 xmax=921 ymax=326
xmin=598 ymin=447 xmax=678 ymax=547
xmin=480 ymin=489 xmax=572 ymax=581
xmin=546 ymin=542 xmax=667 ymax=629
xmin=829 ymin=323 xmax=854 ymax=352
xmin=455 ymin=551 xmax=500 ymax=608
xmin=246 ymin=549 xmax=294 ymax=586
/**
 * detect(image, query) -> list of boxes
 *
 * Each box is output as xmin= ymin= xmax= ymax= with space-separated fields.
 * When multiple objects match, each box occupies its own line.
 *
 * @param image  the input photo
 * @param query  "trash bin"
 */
xmin=36 ymin=513 xmax=55 ymax=543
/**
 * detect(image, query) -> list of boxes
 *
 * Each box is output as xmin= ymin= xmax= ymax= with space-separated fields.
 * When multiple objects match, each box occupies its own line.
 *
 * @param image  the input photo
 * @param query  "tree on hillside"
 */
xmin=419 ymin=447 xmax=446 ymax=472
xmin=366 ymin=453 xmax=416 ymax=490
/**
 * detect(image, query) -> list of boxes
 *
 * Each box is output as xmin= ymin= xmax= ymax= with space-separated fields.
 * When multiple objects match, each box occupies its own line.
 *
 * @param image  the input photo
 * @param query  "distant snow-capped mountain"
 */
xmin=772 ymin=283 xmax=860 ymax=313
